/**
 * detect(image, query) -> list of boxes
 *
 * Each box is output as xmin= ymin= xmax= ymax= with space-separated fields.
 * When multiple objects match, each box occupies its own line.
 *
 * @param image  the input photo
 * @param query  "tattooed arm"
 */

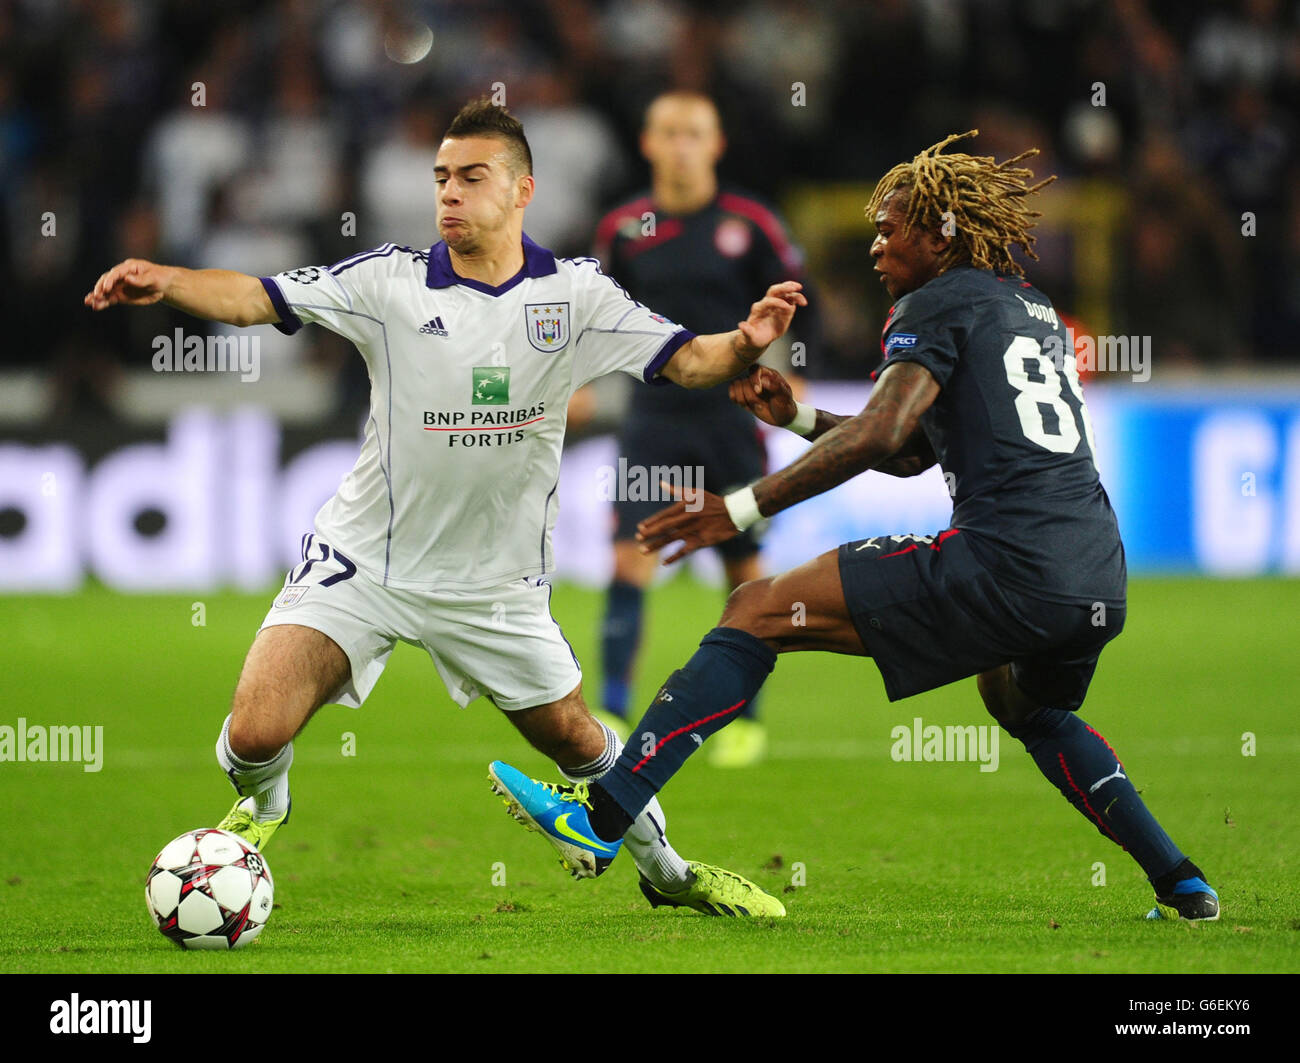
xmin=873 ymin=422 xmax=938 ymax=478
xmin=728 ymin=363 xmax=936 ymax=477
xmin=751 ymin=361 xmax=940 ymax=515
xmin=792 ymin=411 xmax=935 ymax=476
xmin=636 ymin=361 xmax=941 ymax=562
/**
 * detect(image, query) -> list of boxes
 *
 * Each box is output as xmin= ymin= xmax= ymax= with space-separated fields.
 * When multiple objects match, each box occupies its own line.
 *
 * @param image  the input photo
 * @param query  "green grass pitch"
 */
xmin=1 ymin=577 xmax=1296 ymax=973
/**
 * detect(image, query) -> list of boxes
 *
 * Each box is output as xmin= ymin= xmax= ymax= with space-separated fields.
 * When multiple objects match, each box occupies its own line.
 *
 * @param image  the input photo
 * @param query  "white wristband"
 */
xmin=724 ymin=486 xmax=762 ymax=531
xmin=787 ymin=401 xmax=817 ymax=436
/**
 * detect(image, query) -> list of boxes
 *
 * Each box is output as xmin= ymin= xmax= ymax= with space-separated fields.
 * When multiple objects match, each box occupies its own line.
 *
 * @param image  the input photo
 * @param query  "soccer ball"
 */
xmin=145 ymin=828 xmax=274 ymax=949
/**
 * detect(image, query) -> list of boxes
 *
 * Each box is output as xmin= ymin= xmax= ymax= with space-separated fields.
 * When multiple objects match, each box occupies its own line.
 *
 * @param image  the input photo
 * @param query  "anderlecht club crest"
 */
xmin=526 ymin=302 xmax=570 ymax=352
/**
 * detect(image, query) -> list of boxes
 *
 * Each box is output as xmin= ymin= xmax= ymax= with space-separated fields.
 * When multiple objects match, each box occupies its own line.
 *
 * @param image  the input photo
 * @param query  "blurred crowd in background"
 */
xmin=3 ymin=0 xmax=1299 ymax=425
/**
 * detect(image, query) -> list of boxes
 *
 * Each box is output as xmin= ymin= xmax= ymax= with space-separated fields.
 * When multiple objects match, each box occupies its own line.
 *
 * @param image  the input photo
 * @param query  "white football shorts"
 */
xmin=259 ymin=533 xmax=582 ymax=711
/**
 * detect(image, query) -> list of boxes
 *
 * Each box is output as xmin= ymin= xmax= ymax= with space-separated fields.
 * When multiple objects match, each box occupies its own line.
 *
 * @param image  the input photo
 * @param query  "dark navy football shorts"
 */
xmin=838 ymin=528 xmax=1125 ymax=710
xmin=614 ymin=415 xmax=767 ymax=560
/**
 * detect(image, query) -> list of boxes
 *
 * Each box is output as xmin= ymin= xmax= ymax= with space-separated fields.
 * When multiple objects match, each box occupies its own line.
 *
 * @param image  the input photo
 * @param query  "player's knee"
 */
xmin=978 ymin=667 xmax=1036 ymax=728
xmin=978 ymin=669 xmax=1011 ymax=724
xmin=225 ymin=709 xmax=290 ymax=763
xmin=719 ymin=577 xmax=769 ymax=629
xmin=225 ymin=722 xmax=273 ymax=763
xmin=718 ymin=577 xmax=790 ymax=648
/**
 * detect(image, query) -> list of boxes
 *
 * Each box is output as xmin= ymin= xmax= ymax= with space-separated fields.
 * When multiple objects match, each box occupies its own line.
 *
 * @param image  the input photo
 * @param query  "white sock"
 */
xmin=559 ymin=723 xmax=692 ymax=890
xmin=623 ymin=796 xmax=693 ymax=890
xmin=216 ymin=714 xmax=293 ymax=821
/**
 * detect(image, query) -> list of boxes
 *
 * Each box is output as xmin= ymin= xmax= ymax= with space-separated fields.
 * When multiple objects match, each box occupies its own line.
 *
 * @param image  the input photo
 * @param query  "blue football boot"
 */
xmin=1145 ymin=877 xmax=1220 ymax=921
xmin=488 ymin=761 xmax=622 ymax=879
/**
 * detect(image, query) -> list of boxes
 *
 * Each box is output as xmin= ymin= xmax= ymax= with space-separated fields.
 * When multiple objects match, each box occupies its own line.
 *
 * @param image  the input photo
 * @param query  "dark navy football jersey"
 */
xmin=877 ymin=266 xmax=1126 ymax=605
xmin=594 ymin=189 xmax=811 ymax=420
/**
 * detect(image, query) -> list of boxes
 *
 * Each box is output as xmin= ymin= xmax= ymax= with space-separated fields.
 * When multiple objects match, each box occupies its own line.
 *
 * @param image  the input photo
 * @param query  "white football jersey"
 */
xmin=260 ymin=236 xmax=693 ymax=590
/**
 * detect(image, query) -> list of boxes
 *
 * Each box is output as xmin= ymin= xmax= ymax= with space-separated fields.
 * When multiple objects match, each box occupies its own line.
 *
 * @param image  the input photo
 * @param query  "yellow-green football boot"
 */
xmin=640 ymin=861 xmax=786 ymax=917
xmin=217 ymin=796 xmax=291 ymax=851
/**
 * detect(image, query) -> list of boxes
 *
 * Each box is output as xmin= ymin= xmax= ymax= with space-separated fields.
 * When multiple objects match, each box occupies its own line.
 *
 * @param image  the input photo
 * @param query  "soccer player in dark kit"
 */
xmin=588 ymin=91 xmax=817 ymax=766
xmin=490 ymin=131 xmax=1219 ymax=922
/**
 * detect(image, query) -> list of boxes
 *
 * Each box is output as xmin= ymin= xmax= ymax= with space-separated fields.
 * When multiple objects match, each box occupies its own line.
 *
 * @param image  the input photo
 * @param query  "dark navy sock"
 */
xmin=590 ymin=627 xmax=777 ymax=835
xmin=1152 ymin=859 xmax=1208 ymax=897
xmin=1004 ymin=708 xmax=1186 ymax=882
xmin=736 ymin=685 xmax=761 ymax=721
xmin=600 ymin=580 xmax=644 ymax=717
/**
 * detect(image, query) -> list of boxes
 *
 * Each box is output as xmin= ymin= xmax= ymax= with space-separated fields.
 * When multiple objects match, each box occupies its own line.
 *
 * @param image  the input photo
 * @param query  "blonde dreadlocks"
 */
xmin=866 ymin=130 xmax=1056 ymax=277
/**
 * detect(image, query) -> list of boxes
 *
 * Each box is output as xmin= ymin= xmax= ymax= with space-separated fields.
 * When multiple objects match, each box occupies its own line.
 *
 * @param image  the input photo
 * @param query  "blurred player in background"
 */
xmin=491 ymin=132 xmax=1219 ymax=922
xmin=85 ymin=99 xmax=804 ymax=917
xmin=587 ymin=92 xmax=817 ymax=766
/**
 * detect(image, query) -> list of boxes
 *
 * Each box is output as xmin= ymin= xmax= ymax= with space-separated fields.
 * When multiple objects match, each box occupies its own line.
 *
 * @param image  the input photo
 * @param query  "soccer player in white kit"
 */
xmin=85 ymin=99 xmax=805 ymax=916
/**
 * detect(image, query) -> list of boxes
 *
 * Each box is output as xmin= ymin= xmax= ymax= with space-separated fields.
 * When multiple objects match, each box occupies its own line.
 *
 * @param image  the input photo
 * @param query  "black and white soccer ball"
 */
xmin=145 ymin=828 xmax=274 ymax=949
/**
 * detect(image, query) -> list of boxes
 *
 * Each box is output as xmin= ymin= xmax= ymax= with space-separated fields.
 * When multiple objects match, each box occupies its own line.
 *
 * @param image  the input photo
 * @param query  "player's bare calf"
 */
xmin=503 ymin=683 xmax=608 ymax=771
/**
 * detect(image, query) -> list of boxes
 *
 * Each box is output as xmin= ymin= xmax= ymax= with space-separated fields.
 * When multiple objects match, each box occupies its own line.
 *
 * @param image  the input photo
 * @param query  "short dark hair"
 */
xmin=442 ymin=98 xmax=533 ymax=176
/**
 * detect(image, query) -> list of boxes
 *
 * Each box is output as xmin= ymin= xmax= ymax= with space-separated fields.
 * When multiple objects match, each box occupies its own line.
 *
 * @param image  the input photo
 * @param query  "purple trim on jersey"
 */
xmin=540 ymin=577 xmax=581 ymax=669
xmin=379 ymin=333 xmax=396 ymax=585
xmin=642 ymin=328 xmax=696 ymax=385
xmin=540 ymin=480 xmax=559 ymax=572
xmin=521 ymin=233 xmax=558 ymax=276
xmin=259 ymin=277 xmax=302 ymax=336
xmin=579 ymin=257 xmax=661 ymax=319
xmin=425 ymin=233 xmax=558 ymax=296
xmin=329 ymin=243 xmax=404 ymax=276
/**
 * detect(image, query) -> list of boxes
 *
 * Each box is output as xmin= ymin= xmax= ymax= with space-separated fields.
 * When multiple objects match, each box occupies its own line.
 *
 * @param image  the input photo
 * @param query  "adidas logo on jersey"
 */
xmin=419 ymin=316 xmax=449 ymax=337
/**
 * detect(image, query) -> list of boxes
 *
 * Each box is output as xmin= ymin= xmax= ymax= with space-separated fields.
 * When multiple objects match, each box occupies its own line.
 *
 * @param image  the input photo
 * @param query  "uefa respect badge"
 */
xmin=472 ymin=367 xmax=510 ymax=405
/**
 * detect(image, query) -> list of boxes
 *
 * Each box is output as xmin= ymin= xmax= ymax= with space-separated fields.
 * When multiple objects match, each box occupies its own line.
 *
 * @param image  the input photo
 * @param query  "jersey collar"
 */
xmin=425 ymin=233 xmax=558 ymax=296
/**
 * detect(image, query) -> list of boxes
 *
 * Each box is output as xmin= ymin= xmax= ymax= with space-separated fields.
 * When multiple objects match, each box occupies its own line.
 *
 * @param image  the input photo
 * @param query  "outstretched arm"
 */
xmin=657 ymin=281 xmax=806 ymax=389
xmin=84 ymin=258 xmax=278 ymax=328
xmin=637 ymin=360 xmax=941 ymax=562
xmin=750 ymin=360 xmax=940 ymax=514
xmin=874 ymin=424 xmax=938 ymax=478
xmin=729 ymin=364 xmax=937 ymax=476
